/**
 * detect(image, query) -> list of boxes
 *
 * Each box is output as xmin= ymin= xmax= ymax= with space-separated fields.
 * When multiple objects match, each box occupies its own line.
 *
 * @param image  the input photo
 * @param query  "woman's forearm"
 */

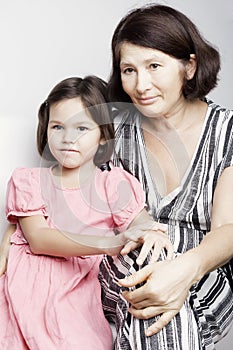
xmin=184 ymin=223 xmax=233 ymax=284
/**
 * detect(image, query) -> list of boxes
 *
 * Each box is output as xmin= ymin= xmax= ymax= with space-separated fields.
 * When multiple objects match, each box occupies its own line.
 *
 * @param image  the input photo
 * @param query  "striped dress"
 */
xmin=99 ymin=100 xmax=233 ymax=349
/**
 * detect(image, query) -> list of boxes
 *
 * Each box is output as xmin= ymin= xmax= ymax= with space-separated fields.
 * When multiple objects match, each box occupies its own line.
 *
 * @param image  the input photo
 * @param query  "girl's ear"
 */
xmin=100 ymin=138 xmax=106 ymax=146
xmin=186 ymin=54 xmax=197 ymax=80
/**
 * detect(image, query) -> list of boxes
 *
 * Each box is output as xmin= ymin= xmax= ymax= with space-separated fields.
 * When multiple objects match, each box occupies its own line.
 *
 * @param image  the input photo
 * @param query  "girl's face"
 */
xmin=47 ymin=97 xmax=102 ymax=170
xmin=119 ymin=43 xmax=194 ymax=119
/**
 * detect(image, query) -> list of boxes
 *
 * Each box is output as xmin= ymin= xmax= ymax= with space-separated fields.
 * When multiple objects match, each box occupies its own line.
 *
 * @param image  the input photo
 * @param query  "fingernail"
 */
xmin=146 ymin=330 xmax=152 ymax=336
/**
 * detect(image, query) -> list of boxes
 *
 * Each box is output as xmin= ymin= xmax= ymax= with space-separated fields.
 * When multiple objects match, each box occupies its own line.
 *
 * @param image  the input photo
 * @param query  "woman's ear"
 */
xmin=186 ymin=54 xmax=196 ymax=80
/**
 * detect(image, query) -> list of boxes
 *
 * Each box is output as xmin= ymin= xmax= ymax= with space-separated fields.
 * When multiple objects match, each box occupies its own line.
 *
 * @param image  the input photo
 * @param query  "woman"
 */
xmin=99 ymin=4 xmax=233 ymax=350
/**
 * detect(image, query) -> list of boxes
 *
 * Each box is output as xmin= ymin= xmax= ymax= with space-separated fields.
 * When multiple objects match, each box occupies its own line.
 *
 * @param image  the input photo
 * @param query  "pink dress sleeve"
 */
xmin=6 ymin=167 xmax=47 ymax=223
xmin=104 ymin=167 xmax=146 ymax=232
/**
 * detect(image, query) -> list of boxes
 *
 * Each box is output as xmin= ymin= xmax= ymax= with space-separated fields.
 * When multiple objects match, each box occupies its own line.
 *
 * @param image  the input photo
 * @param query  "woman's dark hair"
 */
xmin=108 ymin=4 xmax=220 ymax=101
xmin=37 ymin=75 xmax=114 ymax=166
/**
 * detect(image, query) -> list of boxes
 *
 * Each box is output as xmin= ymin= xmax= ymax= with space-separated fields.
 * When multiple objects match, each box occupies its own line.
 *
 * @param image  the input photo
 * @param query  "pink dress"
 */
xmin=0 ymin=166 xmax=145 ymax=350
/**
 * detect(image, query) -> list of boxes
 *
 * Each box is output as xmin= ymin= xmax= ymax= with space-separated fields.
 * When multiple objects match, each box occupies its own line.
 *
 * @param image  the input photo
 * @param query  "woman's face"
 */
xmin=120 ymin=42 xmax=189 ymax=119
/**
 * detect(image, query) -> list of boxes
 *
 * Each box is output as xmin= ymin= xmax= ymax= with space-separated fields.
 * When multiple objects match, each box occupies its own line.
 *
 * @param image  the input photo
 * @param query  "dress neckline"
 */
xmin=139 ymin=104 xmax=211 ymax=202
xmin=48 ymin=165 xmax=100 ymax=191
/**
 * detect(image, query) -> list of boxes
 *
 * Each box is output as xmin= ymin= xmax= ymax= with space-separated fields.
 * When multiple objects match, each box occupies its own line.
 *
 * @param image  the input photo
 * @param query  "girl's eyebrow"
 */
xmin=48 ymin=120 xmax=63 ymax=124
xmin=48 ymin=119 xmax=96 ymax=127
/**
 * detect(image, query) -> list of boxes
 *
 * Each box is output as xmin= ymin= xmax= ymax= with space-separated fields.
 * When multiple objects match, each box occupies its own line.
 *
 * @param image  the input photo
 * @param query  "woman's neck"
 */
xmin=141 ymin=99 xmax=208 ymax=196
xmin=142 ymin=99 xmax=207 ymax=134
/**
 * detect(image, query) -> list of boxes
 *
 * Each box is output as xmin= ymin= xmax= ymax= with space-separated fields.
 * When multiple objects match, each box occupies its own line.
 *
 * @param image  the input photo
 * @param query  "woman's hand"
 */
xmin=120 ymin=220 xmax=174 ymax=265
xmin=118 ymin=252 xmax=198 ymax=336
xmin=0 ymin=224 xmax=15 ymax=276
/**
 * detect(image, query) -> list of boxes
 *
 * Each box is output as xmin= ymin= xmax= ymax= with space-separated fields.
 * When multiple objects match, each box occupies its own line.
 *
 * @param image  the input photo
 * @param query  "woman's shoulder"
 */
xmin=206 ymin=99 xmax=233 ymax=136
xmin=207 ymin=99 xmax=233 ymax=117
xmin=113 ymin=106 xmax=142 ymax=129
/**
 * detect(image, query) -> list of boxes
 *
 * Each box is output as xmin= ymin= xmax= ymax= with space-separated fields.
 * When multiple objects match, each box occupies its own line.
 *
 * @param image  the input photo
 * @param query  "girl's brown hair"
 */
xmin=37 ymin=75 xmax=114 ymax=166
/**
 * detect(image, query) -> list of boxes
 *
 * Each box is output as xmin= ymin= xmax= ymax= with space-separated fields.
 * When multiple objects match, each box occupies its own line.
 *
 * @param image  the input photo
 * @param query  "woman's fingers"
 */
xmin=145 ymin=311 xmax=178 ymax=336
xmin=122 ymin=289 xmax=154 ymax=309
xmin=119 ymin=264 xmax=153 ymax=288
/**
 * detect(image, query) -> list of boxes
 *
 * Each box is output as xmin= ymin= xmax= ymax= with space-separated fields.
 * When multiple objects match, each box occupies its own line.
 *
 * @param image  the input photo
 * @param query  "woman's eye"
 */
xmin=150 ymin=63 xmax=159 ymax=70
xmin=122 ymin=67 xmax=134 ymax=74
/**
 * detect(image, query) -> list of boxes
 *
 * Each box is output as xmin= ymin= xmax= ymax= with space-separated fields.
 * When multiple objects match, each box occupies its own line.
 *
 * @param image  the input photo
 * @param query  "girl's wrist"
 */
xmin=102 ymin=234 xmax=127 ymax=255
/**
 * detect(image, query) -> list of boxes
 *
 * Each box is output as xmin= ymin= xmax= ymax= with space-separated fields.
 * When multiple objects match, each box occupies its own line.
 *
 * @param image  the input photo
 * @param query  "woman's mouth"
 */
xmin=136 ymin=96 xmax=157 ymax=105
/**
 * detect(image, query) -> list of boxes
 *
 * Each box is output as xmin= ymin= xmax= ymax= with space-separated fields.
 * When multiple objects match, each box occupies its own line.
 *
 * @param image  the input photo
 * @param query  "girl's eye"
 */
xmin=78 ymin=126 xmax=88 ymax=132
xmin=52 ymin=125 xmax=63 ymax=130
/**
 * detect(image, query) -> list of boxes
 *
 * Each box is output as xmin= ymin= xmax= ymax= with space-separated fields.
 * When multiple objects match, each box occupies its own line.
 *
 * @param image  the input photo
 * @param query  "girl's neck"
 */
xmin=52 ymin=162 xmax=96 ymax=189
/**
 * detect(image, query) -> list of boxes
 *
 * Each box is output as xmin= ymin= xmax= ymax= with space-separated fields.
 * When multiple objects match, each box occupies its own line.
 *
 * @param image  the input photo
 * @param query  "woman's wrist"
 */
xmin=176 ymin=249 xmax=205 ymax=287
xmin=183 ymin=225 xmax=233 ymax=285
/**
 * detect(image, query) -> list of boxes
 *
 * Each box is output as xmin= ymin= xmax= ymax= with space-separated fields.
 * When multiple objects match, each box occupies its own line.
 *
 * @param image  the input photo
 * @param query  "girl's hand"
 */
xmin=0 ymin=224 xmax=14 ymax=277
xmin=0 ymin=253 xmax=9 ymax=277
xmin=120 ymin=221 xmax=174 ymax=265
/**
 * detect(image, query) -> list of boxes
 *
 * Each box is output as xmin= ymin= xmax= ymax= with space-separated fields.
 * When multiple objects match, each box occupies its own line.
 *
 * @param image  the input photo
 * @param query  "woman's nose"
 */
xmin=136 ymin=70 xmax=153 ymax=94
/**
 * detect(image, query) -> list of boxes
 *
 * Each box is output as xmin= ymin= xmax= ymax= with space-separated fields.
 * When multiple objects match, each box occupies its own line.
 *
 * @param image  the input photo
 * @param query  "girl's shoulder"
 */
xmin=97 ymin=165 xmax=144 ymax=199
xmin=9 ymin=167 xmax=49 ymax=189
xmin=96 ymin=165 xmax=146 ymax=230
xmin=11 ymin=167 xmax=42 ymax=179
xmin=98 ymin=165 xmax=138 ymax=183
xmin=6 ymin=167 xmax=48 ymax=221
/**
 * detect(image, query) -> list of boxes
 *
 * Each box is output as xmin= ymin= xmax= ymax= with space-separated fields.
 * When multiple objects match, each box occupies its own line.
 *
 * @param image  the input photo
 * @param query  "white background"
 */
xmin=0 ymin=1 xmax=232 ymax=347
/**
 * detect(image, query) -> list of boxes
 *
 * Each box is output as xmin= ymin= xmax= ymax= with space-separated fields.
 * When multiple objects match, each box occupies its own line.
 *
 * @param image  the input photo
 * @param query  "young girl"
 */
xmin=0 ymin=75 xmax=173 ymax=349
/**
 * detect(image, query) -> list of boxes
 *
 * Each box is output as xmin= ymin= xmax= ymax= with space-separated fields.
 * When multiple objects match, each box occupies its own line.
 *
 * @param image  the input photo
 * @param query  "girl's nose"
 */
xmin=136 ymin=70 xmax=153 ymax=94
xmin=63 ymin=129 xmax=77 ymax=143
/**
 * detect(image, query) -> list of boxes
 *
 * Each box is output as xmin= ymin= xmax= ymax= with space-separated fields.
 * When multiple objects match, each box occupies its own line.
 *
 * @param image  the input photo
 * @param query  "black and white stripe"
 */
xmin=99 ymin=100 xmax=233 ymax=349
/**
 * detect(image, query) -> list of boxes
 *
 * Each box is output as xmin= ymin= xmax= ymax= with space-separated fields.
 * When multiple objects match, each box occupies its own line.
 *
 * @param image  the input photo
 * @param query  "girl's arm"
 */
xmin=19 ymin=215 xmax=127 ymax=257
xmin=20 ymin=208 xmax=173 ymax=261
xmin=0 ymin=224 xmax=15 ymax=276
